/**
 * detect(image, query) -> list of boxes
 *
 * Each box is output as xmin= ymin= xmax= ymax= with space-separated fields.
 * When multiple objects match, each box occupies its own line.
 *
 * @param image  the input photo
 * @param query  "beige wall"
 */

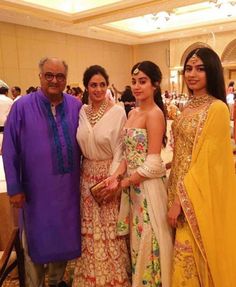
xmin=170 ymin=30 xmax=236 ymax=68
xmin=0 ymin=21 xmax=170 ymax=96
xmin=168 ymin=30 xmax=236 ymax=92
xmin=133 ymin=41 xmax=170 ymax=92
xmin=132 ymin=31 xmax=236 ymax=92
xmin=0 ymin=22 xmax=133 ymax=94
xmin=1 ymin=21 xmax=235 ymax=95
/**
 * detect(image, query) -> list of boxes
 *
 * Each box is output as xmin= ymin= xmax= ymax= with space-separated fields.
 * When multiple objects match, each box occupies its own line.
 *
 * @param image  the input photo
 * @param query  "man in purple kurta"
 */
xmin=2 ymin=57 xmax=82 ymax=287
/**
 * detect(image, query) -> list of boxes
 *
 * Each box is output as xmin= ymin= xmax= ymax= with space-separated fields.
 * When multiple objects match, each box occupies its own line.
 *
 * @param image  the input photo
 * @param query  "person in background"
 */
xmin=226 ymin=80 xmax=235 ymax=120
xmin=66 ymin=85 xmax=72 ymax=94
xmin=106 ymin=86 xmax=115 ymax=102
xmin=73 ymin=65 xmax=131 ymax=287
xmin=227 ymin=80 xmax=234 ymax=94
xmin=71 ymin=87 xmax=78 ymax=97
xmin=26 ymin=86 xmax=37 ymax=94
xmin=120 ymin=85 xmax=136 ymax=116
xmin=112 ymin=84 xmax=136 ymax=116
xmin=76 ymin=86 xmax=83 ymax=100
xmin=11 ymin=86 xmax=21 ymax=101
xmin=2 ymin=57 xmax=82 ymax=287
xmin=71 ymin=86 xmax=84 ymax=101
xmin=167 ymin=47 xmax=236 ymax=286
xmin=0 ymin=80 xmax=13 ymax=153
xmin=163 ymin=90 xmax=170 ymax=99
xmin=81 ymin=89 xmax=89 ymax=105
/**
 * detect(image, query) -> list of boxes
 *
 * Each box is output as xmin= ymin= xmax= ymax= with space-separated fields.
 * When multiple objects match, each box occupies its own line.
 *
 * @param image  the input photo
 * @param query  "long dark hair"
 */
xmin=131 ymin=61 xmax=167 ymax=147
xmin=183 ymin=47 xmax=226 ymax=103
xmin=83 ymin=65 xmax=109 ymax=89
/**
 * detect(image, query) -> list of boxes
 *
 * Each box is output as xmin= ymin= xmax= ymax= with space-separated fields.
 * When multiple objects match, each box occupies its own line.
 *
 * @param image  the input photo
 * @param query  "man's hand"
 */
xmin=9 ymin=193 xmax=26 ymax=208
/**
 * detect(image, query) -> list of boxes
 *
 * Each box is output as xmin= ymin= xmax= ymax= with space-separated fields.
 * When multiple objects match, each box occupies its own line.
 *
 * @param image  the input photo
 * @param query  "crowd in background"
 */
xmin=2 ymin=79 xmax=236 ymax=139
xmin=2 ymin=79 xmax=236 ymax=125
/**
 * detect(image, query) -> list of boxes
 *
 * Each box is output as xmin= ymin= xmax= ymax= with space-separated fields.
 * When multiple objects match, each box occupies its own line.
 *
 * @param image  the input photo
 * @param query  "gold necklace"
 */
xmin=187 ymin=94 xmax=213 ymax=109
xmin=86 ymin=100 xmax=108 ymax=126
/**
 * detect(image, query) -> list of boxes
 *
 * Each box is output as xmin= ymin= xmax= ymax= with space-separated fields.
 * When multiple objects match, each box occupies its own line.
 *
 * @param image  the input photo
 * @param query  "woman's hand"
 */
xmin=167 ymin=199 xmax=182 ymax=228
xmin=97 ymin=176 xmax=121 ymax=203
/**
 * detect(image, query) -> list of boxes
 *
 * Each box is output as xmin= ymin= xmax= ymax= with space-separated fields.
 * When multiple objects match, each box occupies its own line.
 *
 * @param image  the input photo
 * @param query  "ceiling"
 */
xmin=0 ymin=0 xmax=236 ymax=45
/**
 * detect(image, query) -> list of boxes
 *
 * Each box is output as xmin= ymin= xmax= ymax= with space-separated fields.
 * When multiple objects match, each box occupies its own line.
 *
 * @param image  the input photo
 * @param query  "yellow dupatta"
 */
xmin=181 ymin=101 xmax=236 ymax=286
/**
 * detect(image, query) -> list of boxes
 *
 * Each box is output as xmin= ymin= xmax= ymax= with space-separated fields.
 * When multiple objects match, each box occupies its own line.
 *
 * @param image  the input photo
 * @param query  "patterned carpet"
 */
xmin=2 ymin=260 xmax=76 ymax=287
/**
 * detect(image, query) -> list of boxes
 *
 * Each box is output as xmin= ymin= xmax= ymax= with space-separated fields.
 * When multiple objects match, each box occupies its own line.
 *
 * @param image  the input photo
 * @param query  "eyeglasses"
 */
xmin=43 ymin=72 xmax=66 ymax=82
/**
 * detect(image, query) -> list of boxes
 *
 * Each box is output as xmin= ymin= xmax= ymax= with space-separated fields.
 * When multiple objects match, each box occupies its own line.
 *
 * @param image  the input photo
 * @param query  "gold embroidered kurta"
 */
xmin=168 ymin=96 xmax=236 ymax=287
xmin=168 ymin=100 xmax=210 ymax=208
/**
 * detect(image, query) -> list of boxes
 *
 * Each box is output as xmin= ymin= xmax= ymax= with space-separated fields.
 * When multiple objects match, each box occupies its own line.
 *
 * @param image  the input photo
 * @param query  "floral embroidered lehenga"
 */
xmin=118 ymin=128 xmax=173 ymax=287
xmin=72 ymin=105 xmax=131 ymax=287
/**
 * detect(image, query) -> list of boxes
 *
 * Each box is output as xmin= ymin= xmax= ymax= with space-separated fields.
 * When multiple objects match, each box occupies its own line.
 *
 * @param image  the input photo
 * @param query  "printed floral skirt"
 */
xmin=130 ymin=183 xmax=161 ymax=287
xmin=72 ymin=158 xmax=131 ymax=287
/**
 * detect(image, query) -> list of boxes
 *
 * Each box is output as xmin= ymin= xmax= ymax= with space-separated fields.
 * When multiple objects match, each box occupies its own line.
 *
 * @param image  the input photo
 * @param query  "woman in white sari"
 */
xmin=72 ymin=65 xmax=131 ymax=287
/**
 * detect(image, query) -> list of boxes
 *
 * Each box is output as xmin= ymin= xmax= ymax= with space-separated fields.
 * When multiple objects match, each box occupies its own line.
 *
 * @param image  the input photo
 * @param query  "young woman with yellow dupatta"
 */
xmin=167 ymin=47 xmax=236 ymax=287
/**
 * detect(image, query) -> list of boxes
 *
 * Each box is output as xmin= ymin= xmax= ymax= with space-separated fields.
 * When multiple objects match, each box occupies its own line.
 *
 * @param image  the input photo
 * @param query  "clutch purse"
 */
xmin=90 ymin=179 xmax=107 ymax=202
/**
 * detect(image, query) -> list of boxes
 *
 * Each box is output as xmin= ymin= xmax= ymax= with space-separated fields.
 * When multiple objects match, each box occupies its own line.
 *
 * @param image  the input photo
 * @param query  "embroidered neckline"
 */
xmin=187 ymin=94 xmax=213 ymax=109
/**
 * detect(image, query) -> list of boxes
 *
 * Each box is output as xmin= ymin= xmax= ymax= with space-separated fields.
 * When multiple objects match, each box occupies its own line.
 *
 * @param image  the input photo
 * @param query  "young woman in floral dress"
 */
xmin=110 ymin=61 xmax=173 ymax=287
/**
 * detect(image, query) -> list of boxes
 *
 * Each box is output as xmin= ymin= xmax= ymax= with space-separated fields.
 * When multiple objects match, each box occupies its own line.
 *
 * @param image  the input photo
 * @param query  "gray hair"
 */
xmin=38 ymin=57 xmax=68 ymax=75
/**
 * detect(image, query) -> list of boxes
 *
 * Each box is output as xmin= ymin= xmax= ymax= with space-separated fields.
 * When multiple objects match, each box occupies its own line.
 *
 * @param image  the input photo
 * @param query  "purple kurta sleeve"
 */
xmin=2 ymin=102 xmax=24 ymax=195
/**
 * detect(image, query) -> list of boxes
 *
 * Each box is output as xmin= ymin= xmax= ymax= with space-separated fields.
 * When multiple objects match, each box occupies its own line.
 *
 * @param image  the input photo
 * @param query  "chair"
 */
xmin=0 ymin=227 xmax=25 ymax=286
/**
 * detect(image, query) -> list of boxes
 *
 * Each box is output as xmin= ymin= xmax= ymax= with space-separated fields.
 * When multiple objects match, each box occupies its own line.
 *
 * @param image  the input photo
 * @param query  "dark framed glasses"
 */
xmin=43 ymin=72 xmax=66 ymax=82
